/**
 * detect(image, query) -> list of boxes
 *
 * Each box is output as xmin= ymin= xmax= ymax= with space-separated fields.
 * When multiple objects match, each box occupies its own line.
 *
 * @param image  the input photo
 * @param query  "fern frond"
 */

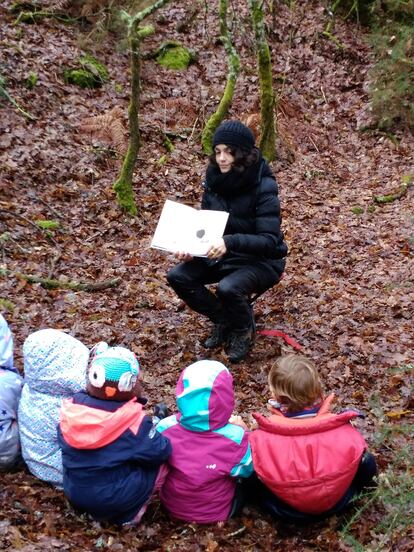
xmin=50 ymin=0 xmax=71 ymax=11
xmin=35 ymin=0 xmax=112 ymax=17
xmin=35 ymin=0 xmax=72 ymax=12
xmin=80 ymin=0 xmax=112 ymax=18
xmin=79 ymin=106 xmax=127 ymax=153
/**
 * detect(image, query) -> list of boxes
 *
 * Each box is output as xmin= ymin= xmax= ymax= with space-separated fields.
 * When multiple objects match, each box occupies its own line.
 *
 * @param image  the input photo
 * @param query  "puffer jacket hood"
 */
xmin=176 ymin=360 xmax=234 ymax=432
xmin=0 ymin=314 xmax=14 ymax=371
xmin=23 ymin=329 xmax=89 ymax=395
xmin=59 ymin=397 xmax=146 ymax=449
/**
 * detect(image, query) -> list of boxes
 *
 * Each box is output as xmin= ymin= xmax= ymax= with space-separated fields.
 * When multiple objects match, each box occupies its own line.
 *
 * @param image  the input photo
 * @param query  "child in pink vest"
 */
xmin=156 ymin=360 xmax=253 ymax=523
xmin=249 ymin=354 xmax=377 ymax=522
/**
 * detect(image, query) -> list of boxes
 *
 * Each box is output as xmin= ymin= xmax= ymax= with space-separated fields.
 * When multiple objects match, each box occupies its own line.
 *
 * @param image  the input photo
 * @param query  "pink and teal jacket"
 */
xmin=156 ymin=360 xmax=253 ymax=523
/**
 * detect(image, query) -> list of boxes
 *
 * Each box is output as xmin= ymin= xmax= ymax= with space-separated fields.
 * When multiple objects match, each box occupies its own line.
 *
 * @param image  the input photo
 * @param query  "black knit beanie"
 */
xmin=212 ymin=120 xmax=255 ymax=151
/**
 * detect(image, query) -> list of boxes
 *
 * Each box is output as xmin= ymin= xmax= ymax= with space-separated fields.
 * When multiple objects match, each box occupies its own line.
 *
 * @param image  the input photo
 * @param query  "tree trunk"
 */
xmin=113 ymin=0 xmax=171 ymax=216
xmin=113 ymin=24 xmax=141 ymax=216
xmin=249 ymin=0 xmax=276 ymax=161
xmin=201 ymin=0 xmax=240 ymax=154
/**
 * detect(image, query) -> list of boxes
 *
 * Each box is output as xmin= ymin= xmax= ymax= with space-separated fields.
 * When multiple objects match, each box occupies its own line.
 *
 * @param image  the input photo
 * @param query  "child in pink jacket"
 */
xmin=249 ymin=354 xmax=377 ymax=522
xmin=156 ymin=360 xmax=253 ymax=523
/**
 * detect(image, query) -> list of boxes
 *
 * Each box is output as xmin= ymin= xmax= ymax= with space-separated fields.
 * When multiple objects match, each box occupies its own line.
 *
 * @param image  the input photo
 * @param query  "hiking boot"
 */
xmin=226 ymin=327 xmax=255 ymax=363
xmin=203 ymin=324 xmax=228 ymax=349
xmin=153 ymin=403 xmax=170 ymax=420
xmin=152 ymin=402 xmax=170 ymax=426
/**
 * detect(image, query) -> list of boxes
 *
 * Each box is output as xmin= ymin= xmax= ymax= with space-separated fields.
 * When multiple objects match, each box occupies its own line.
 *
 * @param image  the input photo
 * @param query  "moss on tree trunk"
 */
xmin=249 ymin=0 xmax=276 ymax=161
xmin=114 ymin=0 xmax=170 ymax=216
xmin=201 ymin=0 xmax=240 ymax=154
xmin=113 ymin=24 xmax=141 ymax=216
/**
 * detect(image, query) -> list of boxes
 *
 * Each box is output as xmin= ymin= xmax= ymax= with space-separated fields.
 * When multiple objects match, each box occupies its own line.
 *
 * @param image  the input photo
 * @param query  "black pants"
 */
xmin=167 ymin=257 xmax=285 ymax=330
xmin=245 ymin=451 xmax=377 ymax=524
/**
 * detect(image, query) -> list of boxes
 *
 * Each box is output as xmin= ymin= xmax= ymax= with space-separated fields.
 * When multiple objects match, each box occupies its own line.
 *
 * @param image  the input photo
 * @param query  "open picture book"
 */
xmin=150 ymin=200 xmax=229 ymax=257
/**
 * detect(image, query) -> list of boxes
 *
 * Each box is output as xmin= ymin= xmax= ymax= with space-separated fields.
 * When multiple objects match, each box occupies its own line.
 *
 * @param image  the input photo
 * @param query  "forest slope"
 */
xmin=0 ymin=1 xmax=413 ymax=550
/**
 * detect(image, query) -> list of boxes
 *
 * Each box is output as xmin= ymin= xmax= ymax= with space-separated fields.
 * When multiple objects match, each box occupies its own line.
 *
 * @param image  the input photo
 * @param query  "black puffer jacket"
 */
xmin=201 ymin=159 xmax=288 ymax=273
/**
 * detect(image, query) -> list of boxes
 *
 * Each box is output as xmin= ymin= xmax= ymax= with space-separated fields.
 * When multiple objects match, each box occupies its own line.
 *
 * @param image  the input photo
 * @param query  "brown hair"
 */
xmin=268 ymin=354 xmax=323 ymax=413
xmin=208 ymin=146 xmax=260 ymax=174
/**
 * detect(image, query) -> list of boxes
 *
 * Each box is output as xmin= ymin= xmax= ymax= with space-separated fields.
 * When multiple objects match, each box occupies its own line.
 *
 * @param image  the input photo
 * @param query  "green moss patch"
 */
xmin=63 ymin=69 xmax=97 ymax=89
xmin=156 ymin=41 xmax=193 ymax=70
xmin=156 ymin=154 xmax=168 ymax=166
xmin=79 ymin=54 xmax=109 ymax=84
xmin=137 ymin=24 xmax=155 ymax=40
xmin=0 ymin=298 xmax=15 ymax=312
xmin=351 ymin=206 xmax=364 ymax=215
xmin=35 ymin=219 xmax=59 ymax=230
xmin=401 ymin=174 xmax=413 ymax=185
xmin=63 ymin=54 xmax=109 ymax=89
xmin=25 ymin=71 xmax=38 ymax=89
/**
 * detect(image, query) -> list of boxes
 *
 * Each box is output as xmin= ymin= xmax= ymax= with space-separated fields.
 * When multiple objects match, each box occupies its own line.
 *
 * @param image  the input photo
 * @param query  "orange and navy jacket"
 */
xmin=58 ymin=392 xmax=171 ymax=525
xmin=249 ymin=394 xmax=367 ymax=514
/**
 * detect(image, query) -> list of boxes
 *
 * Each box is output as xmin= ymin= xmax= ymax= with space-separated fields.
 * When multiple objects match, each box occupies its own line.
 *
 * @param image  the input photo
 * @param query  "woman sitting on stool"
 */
xmin=167 ymin=120 xmax=288 ymax=362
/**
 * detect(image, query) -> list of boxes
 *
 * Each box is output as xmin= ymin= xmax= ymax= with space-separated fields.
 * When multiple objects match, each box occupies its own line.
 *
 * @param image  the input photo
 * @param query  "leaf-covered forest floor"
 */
xmin=0 ymin=1 xmax=413 ymax=550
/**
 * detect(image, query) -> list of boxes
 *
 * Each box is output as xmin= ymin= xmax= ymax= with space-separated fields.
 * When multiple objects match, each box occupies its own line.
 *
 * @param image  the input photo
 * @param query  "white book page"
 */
xmin=150 ymin=200 xmax=229 ymax=257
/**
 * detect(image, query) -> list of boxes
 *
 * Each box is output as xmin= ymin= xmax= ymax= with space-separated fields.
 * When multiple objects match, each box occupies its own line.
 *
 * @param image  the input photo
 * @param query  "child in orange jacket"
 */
xmin=58 ymin=343 xmax=171 ymax=525
xmin=248 ymin=354 xmax=377 ymax=522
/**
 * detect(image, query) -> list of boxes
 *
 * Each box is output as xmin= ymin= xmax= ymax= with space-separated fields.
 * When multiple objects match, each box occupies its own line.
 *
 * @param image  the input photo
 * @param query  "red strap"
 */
xmin=257 ymin=329 xmax=302 ymax=350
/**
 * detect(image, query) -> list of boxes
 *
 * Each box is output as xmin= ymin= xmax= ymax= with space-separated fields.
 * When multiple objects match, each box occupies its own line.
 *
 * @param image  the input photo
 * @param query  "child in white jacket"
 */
xmin=18 ymin=329 xmax=89 ymax=486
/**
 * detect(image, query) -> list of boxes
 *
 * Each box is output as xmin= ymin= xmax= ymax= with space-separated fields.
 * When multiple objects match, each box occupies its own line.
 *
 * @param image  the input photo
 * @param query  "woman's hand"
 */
xmin=174 ymin=251 xmax=193 ymax=262
xmin=207 ymin=238 xmax=227 ymax=259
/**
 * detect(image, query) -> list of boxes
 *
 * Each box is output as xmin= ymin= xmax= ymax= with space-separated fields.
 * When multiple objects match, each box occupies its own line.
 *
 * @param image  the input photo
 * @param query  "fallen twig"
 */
xmin=308 ymin=135 xmax=320 ymax=153
xmin=13 ymin=10 xmax=79 ymax=25
xmin=0 ymin=267 xmax=121 ymax=291
xmin=374 ymin=181 xmax=412 ymax=204
xmin=34 ymin=196 xmax=64 ymax=219
xmin=0 ymin=208 xmax=59 ymax=245
xmin=0 ymin=232 xmax=30 ymax=254
xmin=223 ymin=526 xmax=246 ymax=539
xmin=0 ymin=208 xmax=42 ymax=232
xmin=321 ymin=30 xmax=345 ymax=49
xmin=0 ymin=73 xmax=36 ymax=120
xmin=84 ymin=228 xmax=111 ymax=243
